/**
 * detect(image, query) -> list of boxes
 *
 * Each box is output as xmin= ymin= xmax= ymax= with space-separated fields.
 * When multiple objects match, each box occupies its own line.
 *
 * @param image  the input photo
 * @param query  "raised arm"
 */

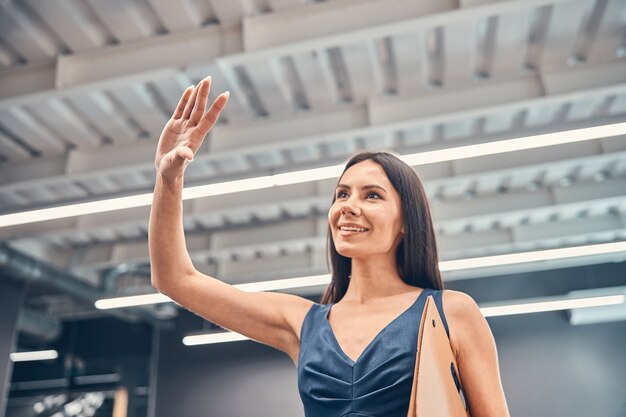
xmin=149 ymin=77 xmax=313 ymax=363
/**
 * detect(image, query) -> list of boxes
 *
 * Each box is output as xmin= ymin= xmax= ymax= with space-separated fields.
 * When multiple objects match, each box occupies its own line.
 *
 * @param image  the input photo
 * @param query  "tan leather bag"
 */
xmin=407 ymin=294 xmax=471 ymax=417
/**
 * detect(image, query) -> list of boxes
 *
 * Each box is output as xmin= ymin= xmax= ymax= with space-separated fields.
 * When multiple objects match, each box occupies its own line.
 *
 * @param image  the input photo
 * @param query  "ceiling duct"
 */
xmin=0 ymin=242 xmax=161 ymax=326
xmin=17 ymin=309 xmax=62 ymax=343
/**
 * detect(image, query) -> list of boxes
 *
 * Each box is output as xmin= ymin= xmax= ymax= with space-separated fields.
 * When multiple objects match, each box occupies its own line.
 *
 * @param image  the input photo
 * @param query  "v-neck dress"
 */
xmin=297 ymin=288 xmax=450 ymax=417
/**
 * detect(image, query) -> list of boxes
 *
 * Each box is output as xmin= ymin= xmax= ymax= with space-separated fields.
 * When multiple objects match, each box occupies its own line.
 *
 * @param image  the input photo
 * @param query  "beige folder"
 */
xmin=407 ymin=294 xmax=471 ymax=417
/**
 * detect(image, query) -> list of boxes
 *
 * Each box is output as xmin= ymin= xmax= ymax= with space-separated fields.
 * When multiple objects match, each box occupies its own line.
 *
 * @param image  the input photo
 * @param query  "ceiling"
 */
xmin=0 ymin=0 xmax=625 ymax=342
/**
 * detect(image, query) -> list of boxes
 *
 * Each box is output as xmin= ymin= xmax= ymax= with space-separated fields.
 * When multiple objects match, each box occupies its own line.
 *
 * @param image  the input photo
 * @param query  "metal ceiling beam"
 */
xmin=242 ymin=0 xmax=457 ymax=51
xmin=56 ymin=24 xmax=241 ymax=88
xmin=0 ymin=0 xmax=586 ymax=104
xmin=0 ymin=116 xmax=624 ymax=243
xmin=568 ymin=285 xmax=626 ymax=325
xmin=221 ymin=0 xmax=582 ymax=66
xmin=71 ymin=225 xmax=626 ymax=287
xmin=64 ymin=174 xmax=625 ymax=278
xmin=0 ymin=67 xmax=180 ymax=109
xmin=369 ymin=74 xmax=544 ymax=125
xmin=542 ymin=60 xmax=626 ymax=95
xmin=1 ymin=75 xmax=623 ymax=203
xmin=0 ymin=23 xmax=241 ymax=102
xmin=0 ymin=61 xmax=56 ymax=100
xmin=29 ymin=158 xmax=620 ymax=251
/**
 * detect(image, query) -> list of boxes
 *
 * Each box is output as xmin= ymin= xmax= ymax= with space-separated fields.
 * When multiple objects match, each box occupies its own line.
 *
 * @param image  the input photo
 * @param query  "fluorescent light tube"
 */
xmin=183 ymin=331 xmax=249 ymax=346
xmin=183 ymin=293 xmax=625 ymax=345
xmin=95 ymin=292 xmax=173 ymax=309
xmin=272 ymin=165 xmax=343 ymax=185
xmin=438 ymin=241 xmax=626 ymax=271
xmin=480 ymin=294 xmax=625 ymax=317
xmin=182 ymin=175 xmax=276 ymax=199
xmin=95 ymin=242 xmax=625 ymax=309
xmin=236 ymin=274 xmax=331 ymax=292
xmin=95 ymin=274 xmax=332 ymax=309
xmin=399 ymin=122 xmax=626 ymax=166
xmin=2 ymin=122 xmax=625 ymax=228
xmin=10 ymin=350 xmax=58 ymax=362
xmin=0 ymin=193 xmax=154 ymax=228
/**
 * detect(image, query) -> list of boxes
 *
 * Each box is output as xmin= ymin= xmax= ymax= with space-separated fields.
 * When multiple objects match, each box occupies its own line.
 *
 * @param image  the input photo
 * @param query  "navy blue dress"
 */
xmin=297 ymin=288 xmax=450 ymax=417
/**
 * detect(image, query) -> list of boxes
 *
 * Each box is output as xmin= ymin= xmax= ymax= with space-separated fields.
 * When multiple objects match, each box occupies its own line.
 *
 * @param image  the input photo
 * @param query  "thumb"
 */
xmin=175 ymin=146 xmax=194 ymax=162
xmin=165 ymin=147 xmax=193 ymax=174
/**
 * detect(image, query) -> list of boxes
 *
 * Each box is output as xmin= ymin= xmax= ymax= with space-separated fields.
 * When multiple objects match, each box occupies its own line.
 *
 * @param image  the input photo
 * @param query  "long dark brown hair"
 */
xmin=319 ymin=151 xmax=444 ymax=304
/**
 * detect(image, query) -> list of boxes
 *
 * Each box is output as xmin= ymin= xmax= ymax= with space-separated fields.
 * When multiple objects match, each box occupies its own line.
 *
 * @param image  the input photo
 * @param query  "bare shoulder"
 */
xmin=441 ymin=289 xmax=480 ymax=317
xmin=440 ymin=291 xmax=510 ymax=415
xmin=440 ymin=289 xmax=484 ymax=356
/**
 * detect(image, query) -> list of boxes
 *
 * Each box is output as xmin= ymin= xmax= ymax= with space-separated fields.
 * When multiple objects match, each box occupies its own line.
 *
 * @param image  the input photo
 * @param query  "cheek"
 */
xmin=328 ymin=206 xmax=338 ymax=224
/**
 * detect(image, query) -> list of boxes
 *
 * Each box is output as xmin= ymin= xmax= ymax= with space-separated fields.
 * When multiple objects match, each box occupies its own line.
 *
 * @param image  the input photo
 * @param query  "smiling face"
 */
xmin=328 ymin=160 xmax=405 ymax=259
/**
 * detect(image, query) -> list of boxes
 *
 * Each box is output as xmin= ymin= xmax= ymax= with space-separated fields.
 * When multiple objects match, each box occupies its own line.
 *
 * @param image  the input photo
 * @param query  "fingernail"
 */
xmin=224 ymin=91 xmax=230 ymax=98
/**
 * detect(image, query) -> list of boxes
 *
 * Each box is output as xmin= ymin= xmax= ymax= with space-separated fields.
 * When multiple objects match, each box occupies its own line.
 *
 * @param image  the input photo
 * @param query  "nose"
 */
xmin=340 ymin=199 xmax=360 ymax=216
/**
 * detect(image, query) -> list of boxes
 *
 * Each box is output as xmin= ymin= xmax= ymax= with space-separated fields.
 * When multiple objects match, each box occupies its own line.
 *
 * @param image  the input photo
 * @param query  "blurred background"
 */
xmin=0 ymin=0 xmax=625 ymax=416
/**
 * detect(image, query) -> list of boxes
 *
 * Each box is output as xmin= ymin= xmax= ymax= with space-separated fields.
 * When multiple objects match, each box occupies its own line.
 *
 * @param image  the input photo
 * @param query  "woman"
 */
xmin=149 ymin=76 xmax=510 ymax=417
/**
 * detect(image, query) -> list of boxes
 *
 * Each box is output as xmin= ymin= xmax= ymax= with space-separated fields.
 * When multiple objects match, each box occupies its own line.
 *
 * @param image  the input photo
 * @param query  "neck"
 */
xmin=342 ymin=254 xmax=413 ymax=305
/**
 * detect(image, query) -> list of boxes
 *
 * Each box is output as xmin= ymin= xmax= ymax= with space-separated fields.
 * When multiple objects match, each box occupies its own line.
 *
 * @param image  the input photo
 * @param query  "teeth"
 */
xmin=340 ymin=226 xmax=368 ymax=232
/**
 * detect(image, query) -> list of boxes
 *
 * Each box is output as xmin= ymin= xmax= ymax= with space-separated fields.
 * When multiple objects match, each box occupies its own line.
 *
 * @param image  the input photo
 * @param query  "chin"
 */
xmin=335 ymin=247 xmax=369 ymax=258
xmin=334 ymin=246 xmax=355 ymax=258
xmin=336 ymin=242 xmax=395 ymax=258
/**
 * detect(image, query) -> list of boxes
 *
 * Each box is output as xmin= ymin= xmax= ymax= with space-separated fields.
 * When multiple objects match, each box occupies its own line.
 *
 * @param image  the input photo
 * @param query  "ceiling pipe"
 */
xmin=101 ymin=263 xmax=152 ymax=295
xmin=17 ymin=309 xmax=62 ymax=343
xmin=0 ymin=242 xmax=163 ymax=327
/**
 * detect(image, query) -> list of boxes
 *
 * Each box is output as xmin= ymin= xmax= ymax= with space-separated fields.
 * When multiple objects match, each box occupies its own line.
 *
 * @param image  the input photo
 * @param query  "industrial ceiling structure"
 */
xmin=1 ymin=0 xmax=625 ymax=361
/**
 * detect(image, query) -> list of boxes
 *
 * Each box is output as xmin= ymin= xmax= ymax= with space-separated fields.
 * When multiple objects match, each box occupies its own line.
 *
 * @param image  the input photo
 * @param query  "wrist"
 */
xmin=156 ymin=172 xmax=184 ymax=189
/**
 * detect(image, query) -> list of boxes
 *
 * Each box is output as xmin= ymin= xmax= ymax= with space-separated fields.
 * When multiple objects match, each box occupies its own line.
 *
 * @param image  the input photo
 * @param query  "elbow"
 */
xmin=151 ymin=278 xmax=172 ymax=298
xmin=150 ymin=274 xmax=163 ymax=294
xmin=149 ymin=273 xmax=178 ymax=297
xmin=148 ymin=265 xmax=195 ymax=297
xmin=148 ymin=261 xmax=169 ymax=294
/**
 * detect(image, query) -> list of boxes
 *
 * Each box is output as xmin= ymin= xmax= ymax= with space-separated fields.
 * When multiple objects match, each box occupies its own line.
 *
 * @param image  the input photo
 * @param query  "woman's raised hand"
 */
xmin=154 ymin=76 xmax=229 ymax=180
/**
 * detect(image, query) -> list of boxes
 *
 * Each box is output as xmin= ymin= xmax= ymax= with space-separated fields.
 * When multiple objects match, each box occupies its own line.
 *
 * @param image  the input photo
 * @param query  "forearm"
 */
xmin=148 ymin=173 xmax=196 ymax=292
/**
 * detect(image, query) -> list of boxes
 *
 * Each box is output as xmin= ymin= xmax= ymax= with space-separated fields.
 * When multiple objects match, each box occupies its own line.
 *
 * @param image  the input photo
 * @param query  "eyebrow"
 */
xmin=335 ymin=183 xmax=387 ymax=193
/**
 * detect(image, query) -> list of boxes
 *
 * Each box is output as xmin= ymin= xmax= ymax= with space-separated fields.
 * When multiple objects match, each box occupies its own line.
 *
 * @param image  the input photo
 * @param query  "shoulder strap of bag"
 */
xmin=431 ymin=289 xmax=450 ymax=338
